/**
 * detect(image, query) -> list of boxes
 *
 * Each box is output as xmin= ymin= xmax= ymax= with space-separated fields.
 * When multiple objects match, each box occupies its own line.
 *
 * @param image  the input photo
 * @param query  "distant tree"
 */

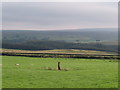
xmin=96 ymin=40 xmax=100 ymax=43
xmin=76 ymin=40 xmax=79 ymax=43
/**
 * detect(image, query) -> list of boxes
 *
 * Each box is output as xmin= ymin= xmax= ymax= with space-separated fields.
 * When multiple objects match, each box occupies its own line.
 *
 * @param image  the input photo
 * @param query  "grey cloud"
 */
xmin=2 ymin=2 xmax=117 ymax=30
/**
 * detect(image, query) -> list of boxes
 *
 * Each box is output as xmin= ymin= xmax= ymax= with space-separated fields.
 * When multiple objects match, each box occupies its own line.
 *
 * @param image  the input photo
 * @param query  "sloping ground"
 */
xmin=1 ymin=49 xmax=116 ymax=55
xmin=1 ymin=49 xmax=119 ymax=59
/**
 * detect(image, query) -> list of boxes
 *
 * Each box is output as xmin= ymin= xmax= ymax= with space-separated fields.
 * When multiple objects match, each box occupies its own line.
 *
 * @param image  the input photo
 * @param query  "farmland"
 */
xmin=2 ymin=3 xmax=119 ymax=89
xmin=2 ymin=56 xmax=118 ymax=88
xmin=1 ymin=49 xmax=119 ymax=59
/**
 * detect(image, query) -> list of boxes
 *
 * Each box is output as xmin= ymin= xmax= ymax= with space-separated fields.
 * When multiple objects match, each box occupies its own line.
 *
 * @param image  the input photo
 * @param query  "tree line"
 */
xmin=2 ymin=40 xmax=118 ymax=53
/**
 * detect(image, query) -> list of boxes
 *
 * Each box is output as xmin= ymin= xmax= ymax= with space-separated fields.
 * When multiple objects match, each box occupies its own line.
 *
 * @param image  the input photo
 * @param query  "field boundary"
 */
xmin=1 ymin=52 xmax=119 ymax=59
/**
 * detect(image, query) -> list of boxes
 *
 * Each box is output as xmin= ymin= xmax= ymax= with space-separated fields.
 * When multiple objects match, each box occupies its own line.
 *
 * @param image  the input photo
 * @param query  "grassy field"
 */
xmin=2 ymin=56 xmax=118 ymax=88
xmin=1 ymin=49 xmax=116 ymax=55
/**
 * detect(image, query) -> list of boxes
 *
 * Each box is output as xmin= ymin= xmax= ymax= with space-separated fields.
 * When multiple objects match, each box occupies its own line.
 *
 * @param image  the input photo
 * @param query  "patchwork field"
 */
xmin=1 ymin=49 xmax=116 ymax=55
xmin=2 ymin=49 xmax=119 ymax=59
xmin=2 ymin=56 xmax=118 ymax=88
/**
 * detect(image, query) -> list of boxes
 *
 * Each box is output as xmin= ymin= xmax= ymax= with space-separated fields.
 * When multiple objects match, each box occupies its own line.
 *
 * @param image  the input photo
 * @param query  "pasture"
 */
xmin=2 ymin=56 xmax=118 ymax=88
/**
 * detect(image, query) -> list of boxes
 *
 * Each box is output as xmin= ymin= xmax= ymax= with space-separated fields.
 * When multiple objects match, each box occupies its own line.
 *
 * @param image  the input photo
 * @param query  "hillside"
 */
xmin=2 ymin=28 xmax=118 ymax=53
xmin=2 ymin=28 xmax=118 ymax=43
xmin=1 ymin=49 xmax=119 ymax=59
xmin=1 ymin=49 xmax=115 ymax=55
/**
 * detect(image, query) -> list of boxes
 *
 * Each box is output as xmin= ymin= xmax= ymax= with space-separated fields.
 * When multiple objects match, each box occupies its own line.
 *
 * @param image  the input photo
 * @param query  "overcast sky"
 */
xmin=2 ymin=2 xmax=118 ymax=30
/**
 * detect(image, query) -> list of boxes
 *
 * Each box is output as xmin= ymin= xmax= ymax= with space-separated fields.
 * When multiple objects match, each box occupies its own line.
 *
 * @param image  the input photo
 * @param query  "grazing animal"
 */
xmin=15 ymin=64 xmax=20 ymax=66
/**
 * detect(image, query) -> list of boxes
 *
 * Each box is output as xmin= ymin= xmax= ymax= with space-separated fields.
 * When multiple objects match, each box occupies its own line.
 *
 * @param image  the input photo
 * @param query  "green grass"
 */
xmin=2 ymin=56 xmax=118 ymax=88
xmin=0 ymin=56 xmax=2 ymax=89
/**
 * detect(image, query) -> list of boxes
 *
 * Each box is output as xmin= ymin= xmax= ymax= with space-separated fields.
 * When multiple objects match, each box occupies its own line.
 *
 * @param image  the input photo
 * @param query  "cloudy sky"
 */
xmin=2 ymin=2 xmax=118 ymax=30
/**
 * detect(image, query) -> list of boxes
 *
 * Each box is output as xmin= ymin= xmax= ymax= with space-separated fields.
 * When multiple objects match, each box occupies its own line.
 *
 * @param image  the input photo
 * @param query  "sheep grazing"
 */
xmin=0 ymin=64 xmax=2 ymax=66
xmin=15 ymin=64 xmax=20 ymax=66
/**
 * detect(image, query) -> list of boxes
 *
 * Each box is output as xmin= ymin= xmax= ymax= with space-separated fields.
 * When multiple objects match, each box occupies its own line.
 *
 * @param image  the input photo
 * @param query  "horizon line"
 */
xmin=2 ymin=27 xmax=118 ymax=31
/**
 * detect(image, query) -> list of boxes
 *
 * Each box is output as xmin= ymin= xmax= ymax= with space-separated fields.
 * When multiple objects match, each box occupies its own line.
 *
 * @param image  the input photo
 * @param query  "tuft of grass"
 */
xmin=43 ymin=67 xmax=69 ymax=71
xmin=47 ymin=67 xmax=52 ymax=70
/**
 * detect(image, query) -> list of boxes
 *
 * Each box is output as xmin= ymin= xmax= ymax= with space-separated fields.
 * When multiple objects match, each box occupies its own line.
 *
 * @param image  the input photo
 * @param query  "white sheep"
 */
xmin=15 ymin=64 xmax=20 ymax=66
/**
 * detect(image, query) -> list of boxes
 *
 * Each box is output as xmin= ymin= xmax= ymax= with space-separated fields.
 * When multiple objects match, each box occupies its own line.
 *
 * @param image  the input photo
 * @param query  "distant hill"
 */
xmin=2 ymin=28 xmax=118 ymax=43
xmin=2 ymin=28 xmax=118 ymax=53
